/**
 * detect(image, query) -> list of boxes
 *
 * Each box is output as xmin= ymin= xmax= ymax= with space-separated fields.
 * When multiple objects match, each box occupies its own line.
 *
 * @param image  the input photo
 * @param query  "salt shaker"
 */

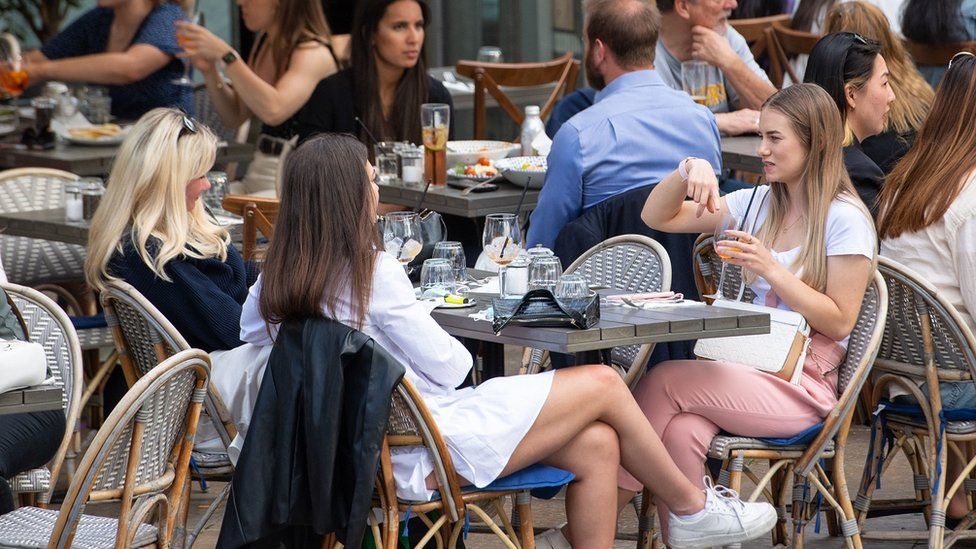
xmin=64 ymin=181 xmax=83 ymax=222
xmin=399 ymin=148 xmax=424 ymax=186
xmin=501 ymin=255 xmax=530 ymax=297
xmin=80 ymin=177 xmax=105 ymax=221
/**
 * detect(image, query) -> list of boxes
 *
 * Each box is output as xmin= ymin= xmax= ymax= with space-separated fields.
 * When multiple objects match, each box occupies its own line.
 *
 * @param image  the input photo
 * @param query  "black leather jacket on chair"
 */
xmin=217 ymin=317 xmax=405 ymax=549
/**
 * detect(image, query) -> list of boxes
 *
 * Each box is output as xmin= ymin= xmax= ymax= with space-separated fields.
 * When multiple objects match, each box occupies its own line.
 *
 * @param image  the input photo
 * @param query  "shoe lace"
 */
xmin=703 ymin=476 xmax=746 ymax=520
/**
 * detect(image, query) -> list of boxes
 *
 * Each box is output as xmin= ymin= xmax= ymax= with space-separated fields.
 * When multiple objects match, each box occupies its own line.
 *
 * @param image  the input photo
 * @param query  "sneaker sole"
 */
xmin=668 ymin=508 xmax=778 ymax=549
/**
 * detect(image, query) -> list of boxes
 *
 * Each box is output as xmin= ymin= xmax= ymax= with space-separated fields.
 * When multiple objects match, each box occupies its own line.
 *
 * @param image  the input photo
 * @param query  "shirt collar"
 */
xmin=594 ymin=70 xmax=664 ymax=103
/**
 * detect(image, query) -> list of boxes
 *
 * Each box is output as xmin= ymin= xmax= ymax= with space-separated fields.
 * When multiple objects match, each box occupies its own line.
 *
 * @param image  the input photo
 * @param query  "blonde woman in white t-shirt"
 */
xmin=878 ymin=51 xmax=976 ymax=520
xmin=628 ymin=83 xmax=876 ymax=539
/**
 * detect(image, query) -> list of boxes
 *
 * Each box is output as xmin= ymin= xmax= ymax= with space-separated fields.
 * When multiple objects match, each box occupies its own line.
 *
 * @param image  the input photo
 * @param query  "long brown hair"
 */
xmin=878 ymin=54 xmax=976 ymax=239
xmin=250 ymin=0 xmax=333 ymax=81
xmin=823 ymin=1 xmax=933 ymax=136
xmin=754 ymin=84 xmax=873 ymax=292
xmin=351 ymin=0 xmax=431 ymax=143
xmin=259 ymin=134 xmax=381 ymax=329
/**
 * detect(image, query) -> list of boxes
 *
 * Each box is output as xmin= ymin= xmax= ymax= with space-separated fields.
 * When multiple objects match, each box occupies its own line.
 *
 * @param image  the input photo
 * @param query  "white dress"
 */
xmin=239 ymin=252 xmax=554 ymax=501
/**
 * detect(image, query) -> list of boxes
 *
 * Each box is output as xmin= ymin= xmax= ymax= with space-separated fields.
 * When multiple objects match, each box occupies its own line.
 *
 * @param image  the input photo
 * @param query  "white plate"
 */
xmin=0 ymin=123 xmax=17 ymax=136
xmin=494 ymin=156 xmax=547 ymax=189
xmin=64 ymin=133 xmax=125 ymax=146
xmin=447 ymin=166 xmax=499 ymax=182
xmin=446 ymin=140 xmax=519 ymax=166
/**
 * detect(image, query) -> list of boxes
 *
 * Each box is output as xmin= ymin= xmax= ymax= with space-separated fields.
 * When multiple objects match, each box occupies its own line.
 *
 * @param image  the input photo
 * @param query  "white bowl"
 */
xmin=446 ymin=140 xmax=520 ymax=166
xmin=495 ymin=156 xmax=546 ymax=188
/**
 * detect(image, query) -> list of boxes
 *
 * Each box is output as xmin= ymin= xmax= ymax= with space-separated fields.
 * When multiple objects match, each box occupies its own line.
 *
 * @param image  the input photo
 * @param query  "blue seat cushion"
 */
xmin=758 ymin=422 xmax=824 ymax=446
xmin=70 ymin=312 xmax=107 ymax=330
xmin=878 ymin=399 xmax=976 ymax=422
xmin=431 ymin=464 xmax=573 ymax=501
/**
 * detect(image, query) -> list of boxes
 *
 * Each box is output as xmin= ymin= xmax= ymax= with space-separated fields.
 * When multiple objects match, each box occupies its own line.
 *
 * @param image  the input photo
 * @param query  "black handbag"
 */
xmin=491 ymin=289 xmax=601 ymax=334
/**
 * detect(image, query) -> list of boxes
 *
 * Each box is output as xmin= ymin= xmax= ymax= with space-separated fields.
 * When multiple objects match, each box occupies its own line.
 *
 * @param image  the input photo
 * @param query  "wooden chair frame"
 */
xmin=903 ymin=40 xmax=976 ymax=68
xmin=222 ymin=194 xmax=279 ymax=261
xmin=456 ymin=52 xmax=580 ymax=140
xmin=731 ymin=14 xmax=792 ymax=81
xmin=855 ymin=258 xmax=976 ymax=549
xmin=373 ymin=378 xmax=536 ymax=549
xmin=767 ymin=22 xmax=823 ymax=88
xmin=2 ymin=283 xmax=84 ymax=507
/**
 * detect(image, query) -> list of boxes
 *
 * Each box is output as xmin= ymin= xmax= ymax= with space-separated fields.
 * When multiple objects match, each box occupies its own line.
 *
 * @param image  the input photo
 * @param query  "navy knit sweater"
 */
xmin=108 ymin=237 xmax=251 ymax=352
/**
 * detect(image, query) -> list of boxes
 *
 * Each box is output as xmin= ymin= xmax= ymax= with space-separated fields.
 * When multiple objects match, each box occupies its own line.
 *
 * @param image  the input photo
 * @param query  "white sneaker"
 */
xmin=667 ymin=477 xmax=777 ymax=549
xmin=534 ymin=525 xmax=571 ymax=549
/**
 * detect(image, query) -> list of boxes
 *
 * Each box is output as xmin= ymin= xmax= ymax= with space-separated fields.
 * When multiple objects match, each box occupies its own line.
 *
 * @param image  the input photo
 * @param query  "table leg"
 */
xmin=481 ymin=342 xmax=506 ymax=379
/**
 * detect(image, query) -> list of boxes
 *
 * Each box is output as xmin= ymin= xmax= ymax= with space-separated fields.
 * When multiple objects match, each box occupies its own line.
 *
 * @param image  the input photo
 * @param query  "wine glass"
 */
xmin=173 ymin=11 xmax=205 ymax=86
xmin=0 ymin=33 xmax=28 ymax=98
xmin=383 ymin=211 xmax=423 ymax=271
xmin=482 ymin=213 xmax=522 ymax=294
xmin=703 ymin=211 xmax=742 ymax=301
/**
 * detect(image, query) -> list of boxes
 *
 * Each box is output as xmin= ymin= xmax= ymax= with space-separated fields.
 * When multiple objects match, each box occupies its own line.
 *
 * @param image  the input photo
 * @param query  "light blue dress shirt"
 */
xmin=527 ymin=70 xmax=722 ymax=249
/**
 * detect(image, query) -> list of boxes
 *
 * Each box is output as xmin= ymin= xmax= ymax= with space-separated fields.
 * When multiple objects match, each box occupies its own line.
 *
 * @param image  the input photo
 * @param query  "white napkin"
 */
xmin=442 ymin=80 xmax=474 ymax=92
xmin=468 ymin=306 xmax=494 ymax=322
xmin=49 ymin=111 xmax=92 ymax=139
xmin=531 ymin=131 xmax=553 ymax=157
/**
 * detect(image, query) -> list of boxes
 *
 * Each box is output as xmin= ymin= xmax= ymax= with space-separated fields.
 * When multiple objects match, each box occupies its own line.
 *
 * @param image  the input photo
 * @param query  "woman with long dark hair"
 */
xmin=176 ymin=0 xmax=339 ymax=195
xmin=804 ymin=31 xmax=895 ymax=217
xmin=901 ymin=0 xmax=976 ymax=86
xmin=238 ymin=133 xmax=777 ymax=549
xmin=296 ymin=0 xmax=452 ymax=144
xmin=879 ymin=52 xmax=976 ymax=520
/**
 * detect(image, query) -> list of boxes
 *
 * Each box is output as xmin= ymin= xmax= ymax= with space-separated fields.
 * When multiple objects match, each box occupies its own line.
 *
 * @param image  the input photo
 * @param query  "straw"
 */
xmin=414 ymin=180 xmax=432 ymax=213
xmin=499 ymin=177 xmax=532 ymax=259
xmin=354 ymin=116 xmax=380 ymax=146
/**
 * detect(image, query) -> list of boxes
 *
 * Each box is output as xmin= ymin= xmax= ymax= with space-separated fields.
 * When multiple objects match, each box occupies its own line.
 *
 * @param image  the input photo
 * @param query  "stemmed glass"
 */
xmin=704 ymin=211 xmax=742 ymax=301
xmin=482 ymin=213 xmax=522 ymax=295
xmin=173 ymin=11 xmax=205 ymax=86
xmin=383 ymin=211 xmax=423 ymax=271
xmin=0 ymin=33 xmax=28 ymax=98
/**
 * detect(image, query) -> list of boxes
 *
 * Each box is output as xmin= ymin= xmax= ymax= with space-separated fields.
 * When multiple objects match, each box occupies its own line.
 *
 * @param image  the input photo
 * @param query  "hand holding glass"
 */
xmin=173 ymin=11 xmax=205 ymax=86
xmin=383 ymin=211 xmax=424 ymax=268
xmin=704 ymin=212 xmax=742 ymax=300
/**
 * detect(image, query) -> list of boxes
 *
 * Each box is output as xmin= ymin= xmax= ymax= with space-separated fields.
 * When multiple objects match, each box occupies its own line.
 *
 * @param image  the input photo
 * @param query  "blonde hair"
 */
xmin=754 ymin=84 xmax=875 ymax=292
xmin=823 ymin=1 xmax=933 ymax=136
xmin=85 ymin=108 xmax=225 ymax=291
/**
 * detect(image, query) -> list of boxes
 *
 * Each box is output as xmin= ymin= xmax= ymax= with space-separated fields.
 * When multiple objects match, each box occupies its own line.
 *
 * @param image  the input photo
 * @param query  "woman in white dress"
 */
xmin=238 ymin=133 xmax=776 ymax=549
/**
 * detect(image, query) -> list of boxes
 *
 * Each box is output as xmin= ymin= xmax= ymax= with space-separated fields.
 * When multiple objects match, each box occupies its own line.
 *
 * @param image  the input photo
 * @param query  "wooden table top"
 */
xmin=378 ymin=179 xmax=540 ymax=218
xmin=721 ymin=135 xmax=762 ymax=174
xmin=431 ymin=293 xmax=770 ymax=354
xmin=0 ymin=385 xmax=62 ymax=416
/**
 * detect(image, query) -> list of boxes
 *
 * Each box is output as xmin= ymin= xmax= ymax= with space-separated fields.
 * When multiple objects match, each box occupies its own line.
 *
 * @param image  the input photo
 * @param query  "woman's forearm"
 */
xmin=223 ymin=62 xmax=295 ymax=126
xmin=31 ymin=50 xmax=166 ymax=84
xmin=201 ymin=66 xmax=247 ymax=128
xmin=641 ymin=170 xmax=688 ymax=229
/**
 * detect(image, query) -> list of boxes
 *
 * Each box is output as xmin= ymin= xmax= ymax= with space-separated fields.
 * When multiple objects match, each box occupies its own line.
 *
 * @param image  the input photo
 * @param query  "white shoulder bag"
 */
xmin=693 ymin=185 xmax=811 ymax=385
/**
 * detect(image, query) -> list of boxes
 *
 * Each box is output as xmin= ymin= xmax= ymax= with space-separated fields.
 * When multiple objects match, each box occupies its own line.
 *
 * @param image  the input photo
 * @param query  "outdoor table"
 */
xmin=378 ymin=179 xmax=539 ymax=218
xmin=0 ymin=385 xmax=62 ymax=415
xmin=0 ymin=141 xmax=253 ymax=177
xmin=429 ymin=66 xmax=558 ymax=113
xmin=721 ymin=135 xmax=762 ymax=174
xmin=0 ymin=207 xmax=243 ymax=246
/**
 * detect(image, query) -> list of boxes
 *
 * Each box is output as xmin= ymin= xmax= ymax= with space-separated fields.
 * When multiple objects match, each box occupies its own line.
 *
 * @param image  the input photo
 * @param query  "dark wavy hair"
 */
xmin=351 ymin=0 xmax=431 ymax=143
xmin=901 ymin=0 xmax=965 ymax=46
xmin=803 ymin=32 xmax=883 ymax=127
xmin=259 ymin=134 xmax=381 ymax=329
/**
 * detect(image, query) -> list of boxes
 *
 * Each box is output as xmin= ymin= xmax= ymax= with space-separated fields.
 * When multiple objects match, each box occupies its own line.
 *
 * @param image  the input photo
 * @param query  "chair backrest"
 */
xmin=731 ymin=14 xmax=792 ymax=61
xmin=0 ymin=168 xmax=78 ymax=214
xmin=795 ymin=270 xmax=887 ymax=475
xmin=455 ymin=52 xmax=580 ymax=139
xmin=692 ymin=234 xmax=758 ymax=304
xmin=1 ymin=282 xmax=83 ymax=504
xmin=222 ymin=194 xmax=279 ymax=261
xmin=768 ymin=23 xmax=822 ymax=86
xmin=100 ymin=279 xmax=236 ymax=446
xmin=564 ymin=235 xmax=671 ymax=387
xmin=904 ymin=40 xmax=976 ymax=67
xmin=48 ymin=349 xmax=210 ymax=549
xmin=874 ymin=257 xmax=976 ymax=382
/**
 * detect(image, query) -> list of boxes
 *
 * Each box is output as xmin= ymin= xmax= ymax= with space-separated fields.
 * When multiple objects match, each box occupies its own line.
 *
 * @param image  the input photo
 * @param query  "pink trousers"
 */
xmin=619 ymin=338 xmax=844 ymax=527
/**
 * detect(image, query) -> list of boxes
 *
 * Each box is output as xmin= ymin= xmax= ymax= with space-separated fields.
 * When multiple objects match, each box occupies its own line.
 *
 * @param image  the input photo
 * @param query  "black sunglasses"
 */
xmin=949 ymin=51 xmax=976 ymax=69
xmin=178 ymin=114 xmax=197 ymax=138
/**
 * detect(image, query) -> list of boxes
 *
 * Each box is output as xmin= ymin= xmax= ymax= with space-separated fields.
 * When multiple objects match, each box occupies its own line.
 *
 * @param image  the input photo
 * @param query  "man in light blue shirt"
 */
xmin=527 ymin=0 xmax=722 ymax=249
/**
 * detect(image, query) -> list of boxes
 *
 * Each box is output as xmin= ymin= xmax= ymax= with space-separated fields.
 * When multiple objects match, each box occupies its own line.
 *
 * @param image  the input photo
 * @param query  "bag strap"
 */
xmin=493 ymin=289 xmax=583 ymax=333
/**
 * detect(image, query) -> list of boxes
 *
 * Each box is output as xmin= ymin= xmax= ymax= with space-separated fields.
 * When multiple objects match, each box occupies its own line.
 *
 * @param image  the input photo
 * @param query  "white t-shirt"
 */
xmin=0 ymin=251 xmax=6 ymax=284
xmin=724 ymin=185 xmax=876 ymax=347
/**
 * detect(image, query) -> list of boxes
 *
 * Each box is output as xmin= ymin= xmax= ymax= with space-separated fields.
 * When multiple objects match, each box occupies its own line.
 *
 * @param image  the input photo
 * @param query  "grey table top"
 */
xmin=0 ymin=208 xmax=243 ymax=246
xmin=378 ymin=179 xmax=539 ymax=218
xmin=0 ymin=141 xmax=253 ymax=177
xmin=430 ymin=292 xmax=770 ymax=354
xmin=721 ymin=135 xmax=762 ymax=174
xmin=0 ymin=385 xmax=62 ymax=416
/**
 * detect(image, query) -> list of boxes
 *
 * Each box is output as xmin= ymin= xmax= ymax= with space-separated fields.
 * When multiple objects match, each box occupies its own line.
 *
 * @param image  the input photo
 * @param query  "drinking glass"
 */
xmin=528 ymin=256 xmax=562 ymax=292
xmin=383 ymin=211 xmax=424 ymax=269
xmin=204 ymin=171 xmax=230 ymax=214
xmin=432 ymin=241 xmax=466 ymax=283
xmin=680 ymin=61 xmax=722 ymax=109
xmin=0 ymin=33 xmax=28 ymax=98
xmin=420 ymin=258 xmax=455 ymax=297
xmin=173 ymin=11 xmax=205 ymax=86
xmin=555 ymin=274 xmax=589 ymax=299
xmin=477 ymin=46 xmax=504 ymax=63
xmin=704 ymin=212 xmax=742 ymax=301
xmin=374 ymin=142 xmax=399 ymax=183
xmin=421 ymin=103 xmax=450 ymax=185
xmin=482 ymin=213 xmax=522 ymax=295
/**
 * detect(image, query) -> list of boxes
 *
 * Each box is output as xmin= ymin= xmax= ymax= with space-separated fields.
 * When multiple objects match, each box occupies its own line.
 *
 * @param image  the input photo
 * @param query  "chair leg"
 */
xmin=728 ymin=451 xmax=745 ymax=493
xmin=636 ymin=488 xmax=659 ymax=549
xmin=771 ymin=464 xmax=793 ymax=545
xmin=516 ymin=491 xmax=534 ymax=549
xmin=185 ymin=482 xmax=231 ymax=548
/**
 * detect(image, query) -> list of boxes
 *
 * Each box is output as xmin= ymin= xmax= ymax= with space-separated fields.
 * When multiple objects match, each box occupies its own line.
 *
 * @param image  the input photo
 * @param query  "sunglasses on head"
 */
xmin=178 ymin=113 xmax=197 ymax=138
xmin=949 ymin=51 xmax=976 ymax=69
xmin=848 ymin=32 xmax=868 ymax=46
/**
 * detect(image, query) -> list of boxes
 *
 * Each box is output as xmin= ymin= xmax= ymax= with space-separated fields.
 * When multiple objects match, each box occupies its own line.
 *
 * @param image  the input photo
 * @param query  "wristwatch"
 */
xmin=221 ymin=50 xmax=239 ymax=66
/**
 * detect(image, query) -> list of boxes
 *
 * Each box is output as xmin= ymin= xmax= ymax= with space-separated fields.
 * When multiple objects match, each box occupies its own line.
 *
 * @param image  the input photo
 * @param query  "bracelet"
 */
xmin=678 ymin=157 xmax=698 ymax=181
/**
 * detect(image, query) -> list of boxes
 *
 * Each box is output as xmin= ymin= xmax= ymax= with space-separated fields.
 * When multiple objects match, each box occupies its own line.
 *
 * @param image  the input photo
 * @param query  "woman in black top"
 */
xmin=297 ymin=0 xmax=452 ymax=144
xmin=804 ymin=32 xmax=895 ymax=218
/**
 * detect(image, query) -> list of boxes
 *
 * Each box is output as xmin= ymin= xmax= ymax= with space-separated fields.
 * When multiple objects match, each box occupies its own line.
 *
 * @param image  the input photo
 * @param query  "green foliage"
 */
xmin=0 ymin=0 xmax=84 ymax=43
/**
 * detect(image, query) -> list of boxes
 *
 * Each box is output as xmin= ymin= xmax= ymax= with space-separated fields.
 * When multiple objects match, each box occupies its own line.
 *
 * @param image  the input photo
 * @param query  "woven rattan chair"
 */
xmin=374 ymin=377 xmax=571 ymax=549
xmin=692 ymin=234 xmax=757 ymax=305
xmin=455 ymin=53 xmax=580 ymax=140
xmin=0 ymin=349 xmax=210 ymax=548
xmin=100 ymin=279 xmax=238 ymax=546
xmin=521 ymin=235 xmax=672 ymax=389
xmin=854 ymin=258 xmax=976 ymax=549
xmin=2 ymin=283 xmax=83 ymax=507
